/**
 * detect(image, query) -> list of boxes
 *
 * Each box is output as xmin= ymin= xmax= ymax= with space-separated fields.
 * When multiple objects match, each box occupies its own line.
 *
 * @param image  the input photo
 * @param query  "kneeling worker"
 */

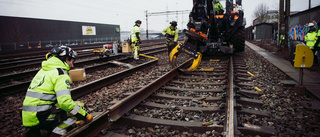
xmin=22 ymin=45 xmax=92 ymax=137
xmin=162 ymin=21 xmax=178 ymax=55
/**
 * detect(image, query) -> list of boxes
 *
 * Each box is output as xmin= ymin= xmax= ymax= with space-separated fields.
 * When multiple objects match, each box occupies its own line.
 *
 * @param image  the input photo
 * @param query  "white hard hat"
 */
xmin=308 ymin=23 xmax=314 ymax=27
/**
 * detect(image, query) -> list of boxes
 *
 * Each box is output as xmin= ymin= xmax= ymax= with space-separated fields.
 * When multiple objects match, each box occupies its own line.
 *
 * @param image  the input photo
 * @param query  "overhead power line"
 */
xmin=145 ymin=10 xmax=190 ymax=40
xmin=148 ymin=10 xmax=190 ymax=16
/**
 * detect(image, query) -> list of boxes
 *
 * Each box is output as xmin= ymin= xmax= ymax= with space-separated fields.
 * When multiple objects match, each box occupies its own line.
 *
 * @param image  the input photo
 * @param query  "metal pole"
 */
xmin=278 ymin=0 xmax=284 ymax=49
xmin=285 ymin=0 xmax=290 ymax=49
xmin=309 ymin=0 xmax=311 ymax=9
xmin=145 ymin=10 xmax=149 ymax=40
xmin=299 ymin=68 xmax=303 ymax=85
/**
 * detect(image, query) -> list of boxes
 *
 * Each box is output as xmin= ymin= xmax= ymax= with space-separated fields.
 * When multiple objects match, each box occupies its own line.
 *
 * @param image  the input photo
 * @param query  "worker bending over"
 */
xmin=162 ymin=21 xmax=178 ymax=55
xmin=21 ymin=46 xmax=92 ymax=137
xmin=131 ymin=20 xmax=142 ymax=60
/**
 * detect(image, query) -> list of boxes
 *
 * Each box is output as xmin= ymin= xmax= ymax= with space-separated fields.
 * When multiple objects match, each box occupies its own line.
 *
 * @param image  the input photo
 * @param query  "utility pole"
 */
xmin=278 ymin=0 xmax=290 ymax=50
xmin=145 ymin=10 xmax=149 ymax=40
xmin=309 ymin=0 xmax=311 ymax=9
xmin=278 ymin=0 xmax=284 ymax=49
xmin=285 ymin=0 xmax=290 ymax=50
xmin=166 ymin=5 xmax=169 ymax=24
xmin=176 ymin=3 xmax=178 ymax=24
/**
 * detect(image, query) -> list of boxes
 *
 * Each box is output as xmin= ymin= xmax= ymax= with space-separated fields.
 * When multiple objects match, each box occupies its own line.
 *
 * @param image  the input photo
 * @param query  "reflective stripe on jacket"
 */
xmin=22 ymin=56 xmax=88 ymax=127
xmin=131 ymin=25 xmax=140 ymax=43
xmin=304 ymin=31 xmax=317 ymax=49
xmin=161 ymin=25 xmax=178 ymax=42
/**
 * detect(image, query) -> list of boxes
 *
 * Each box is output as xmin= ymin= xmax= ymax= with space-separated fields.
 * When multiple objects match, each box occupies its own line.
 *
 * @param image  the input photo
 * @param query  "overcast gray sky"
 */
xmin=0 ymin=0 xmax=319 ymax=32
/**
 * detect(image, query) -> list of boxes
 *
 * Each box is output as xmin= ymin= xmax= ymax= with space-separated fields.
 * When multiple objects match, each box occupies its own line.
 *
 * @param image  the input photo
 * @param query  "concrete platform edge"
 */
xmin=245 ymin=41 xmax=320 ymax=100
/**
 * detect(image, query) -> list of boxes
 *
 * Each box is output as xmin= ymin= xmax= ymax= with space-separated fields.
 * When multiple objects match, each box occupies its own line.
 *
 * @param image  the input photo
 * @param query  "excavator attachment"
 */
xmin=187 ymin=53 xmax=202 ymax=71
xmin=169 ymin=43 xmax=202 ymax=71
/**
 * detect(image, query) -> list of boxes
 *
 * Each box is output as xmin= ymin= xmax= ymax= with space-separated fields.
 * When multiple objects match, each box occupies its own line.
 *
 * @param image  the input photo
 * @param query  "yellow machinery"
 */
xmin=169 ymin=0 xmax=245 ymax=71
xmin=293 ymin=44 xmax=313 ymax=68
xmin=169 ymin=43 xmax=202 ymax=71
xmin=289 ymin=41 xmax=314 ymax=87
xmin=93 ymin=44 xmax=113 ymax=58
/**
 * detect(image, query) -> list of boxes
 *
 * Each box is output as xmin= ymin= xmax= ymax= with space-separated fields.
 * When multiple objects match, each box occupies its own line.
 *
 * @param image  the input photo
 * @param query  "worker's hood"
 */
xmin=42 ymin=56 xmax=70 ymax=72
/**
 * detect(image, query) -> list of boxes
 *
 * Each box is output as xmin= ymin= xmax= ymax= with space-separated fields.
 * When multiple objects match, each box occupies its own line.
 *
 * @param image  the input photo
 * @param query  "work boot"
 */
xmin=21 ymin=128 xmax=41 ymax=137
xmin=134 ymin=55 xmax=139 ymax=60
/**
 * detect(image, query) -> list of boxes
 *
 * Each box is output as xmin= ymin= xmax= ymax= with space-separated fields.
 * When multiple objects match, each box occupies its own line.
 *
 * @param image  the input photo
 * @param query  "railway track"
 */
xmin=0 ymin=39 xmax=166 ymax=60
xmin=0 ymin=43 xmax=167 ymax=75
xmin=0 ymin=40 xmax=170 ymax=96
xmin=2 ymin=42 xmax=319 ymax=137
xmin=65 ymin=54 xmax=276 ymax=137
xmin=0 ymin=46 xmax=167 ymax=96
xmin=0 ymin=42 xmax=319 ymax=136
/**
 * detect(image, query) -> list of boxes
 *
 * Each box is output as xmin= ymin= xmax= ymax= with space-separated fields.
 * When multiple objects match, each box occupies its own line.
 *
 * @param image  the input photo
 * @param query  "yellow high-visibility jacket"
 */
xmin=22 ymin=56 xmax=88 ymax=127
xmin=305 ymin=31 xmax=317 ymax=49
xmin=162 ymin=25 xmax=178 ymax=42
xmin=131 ymin=25 xmax=141 ymax=43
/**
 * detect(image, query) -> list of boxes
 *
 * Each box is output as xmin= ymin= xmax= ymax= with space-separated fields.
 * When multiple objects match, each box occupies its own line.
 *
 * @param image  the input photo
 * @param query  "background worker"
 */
xmin=22 ymin=46 xmax=92 ymax=137
xmin=214 ymin=0 xmax=224 ymax=15
xmin=162 ymin=21 xmax=178 ymax=55
xmin=112 ymin=40 xmax=119 ymax=54
xmin=304 ymin=22 xmax=318 ymax=65
xmin=314 ymin=21 xmax=320 ymax=65
xmin=131 ymin=20 xmax=142 ymax=60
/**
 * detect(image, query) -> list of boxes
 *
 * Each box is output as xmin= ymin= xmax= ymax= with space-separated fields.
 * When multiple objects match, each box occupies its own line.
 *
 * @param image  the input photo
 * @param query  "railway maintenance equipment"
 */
xmin=169 ymin=0 xmax=245 ymax=71
xmin=93 ymin=44 xmax=113 ymax=58
xmin=290 ymin=41 xmax=314 ymax=94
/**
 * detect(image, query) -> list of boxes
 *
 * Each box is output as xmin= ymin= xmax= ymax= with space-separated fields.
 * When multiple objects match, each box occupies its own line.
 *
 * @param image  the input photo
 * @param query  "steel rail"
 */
xmin=225 ymin=56 xmax=236 ymax=136
xmin=65 ymin=54 xmax=277 ymax=137
xmin=0 ymin=44 xmax=103 ymax=60
xmin=0 ymin=39 xmax=165 ymax=60
xmin=0 ymin=48 xmax=167 ymax=96
xmin=71 ymin=59 xmax=159 ymax=99
xmin=0 ymin=52 xmax=95 ymax=68
xmin=0 ymin=46 xmax=166 ymax=74
xmin=232 ymin=56 xmax=277 ymax=136
xmin=0 ymin=46 xmax=166 ymax=83
xmin=64 ymin=59 xmax=193 ymax=137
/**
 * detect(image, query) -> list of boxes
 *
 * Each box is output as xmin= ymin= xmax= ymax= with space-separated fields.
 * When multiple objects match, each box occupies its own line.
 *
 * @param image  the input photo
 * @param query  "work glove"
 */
xmin=165 ymin=33 xmax=169 ymax=38
xmin=75 ymin=114 xmax=93 ymax=126
xmin=86 ymin=114 xmax=93 ymax=122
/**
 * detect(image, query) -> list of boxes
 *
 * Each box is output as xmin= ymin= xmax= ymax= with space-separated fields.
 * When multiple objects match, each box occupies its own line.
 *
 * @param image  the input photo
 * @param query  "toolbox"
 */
xmin=69 ymin=68 xmax=86 ymax=82
xmin=122 ymin=43 xmax=133 ymax=53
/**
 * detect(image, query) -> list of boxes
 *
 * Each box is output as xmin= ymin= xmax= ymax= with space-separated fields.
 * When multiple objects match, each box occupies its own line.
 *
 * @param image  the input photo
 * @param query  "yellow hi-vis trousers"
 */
xmin=134 ymin=43 xmax=140 ymax=59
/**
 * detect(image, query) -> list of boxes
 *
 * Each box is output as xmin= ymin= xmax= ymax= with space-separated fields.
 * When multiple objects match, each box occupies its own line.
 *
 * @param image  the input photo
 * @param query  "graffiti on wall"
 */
xmin=289 ymin=20 xmax=318 ymax=41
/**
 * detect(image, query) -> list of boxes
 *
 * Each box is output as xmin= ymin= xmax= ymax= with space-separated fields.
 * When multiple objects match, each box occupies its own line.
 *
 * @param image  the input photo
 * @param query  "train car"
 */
xmin=0 ymin=16 xmax=120 ymax=51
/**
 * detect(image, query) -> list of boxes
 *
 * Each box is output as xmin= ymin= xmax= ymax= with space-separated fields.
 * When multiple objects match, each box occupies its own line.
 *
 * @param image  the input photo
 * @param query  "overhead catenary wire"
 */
xmin=0 ymin=0 xmax=194 ymax=31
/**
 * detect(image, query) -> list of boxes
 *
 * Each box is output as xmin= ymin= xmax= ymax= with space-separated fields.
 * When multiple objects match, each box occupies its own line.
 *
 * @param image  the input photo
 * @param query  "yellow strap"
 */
xmin=139 ymin=54 xmax=158 ymax=60
xmin=199 ymin=68 xmax=214 ymax=71
xmin=210 ymin=59 xmax=220 ymax=62
xmin=254 ymin=87 xmax=262 ymax=92
xmin=247 ymin=71 xmax=254 ymax=77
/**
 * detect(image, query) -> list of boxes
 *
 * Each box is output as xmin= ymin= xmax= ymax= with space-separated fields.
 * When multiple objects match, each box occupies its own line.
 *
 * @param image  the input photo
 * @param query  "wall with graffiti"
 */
xmin=289 ymin=20 xmax=318 ymax=41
